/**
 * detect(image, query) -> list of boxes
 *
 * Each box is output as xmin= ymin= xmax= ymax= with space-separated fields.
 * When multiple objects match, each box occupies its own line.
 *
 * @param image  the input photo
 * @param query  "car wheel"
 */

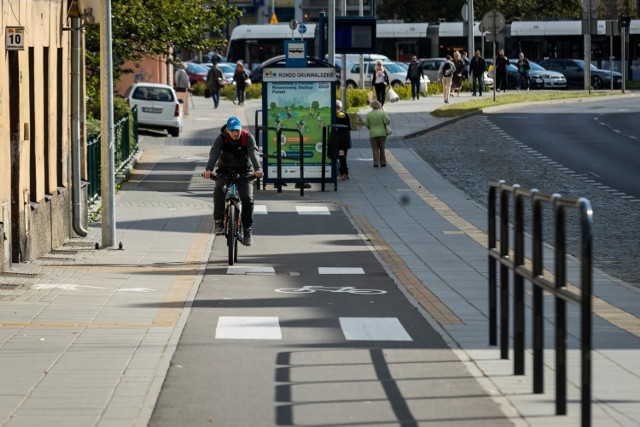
xmin=391 ymin=80 xmax=403 ymax=89
xmin=591 ymin=76 xmax=603 ymax=90
xmin=169 ymin=127 xmax=180 ymax=137
xmin=346 ymin=81 xmax=358 ymax=90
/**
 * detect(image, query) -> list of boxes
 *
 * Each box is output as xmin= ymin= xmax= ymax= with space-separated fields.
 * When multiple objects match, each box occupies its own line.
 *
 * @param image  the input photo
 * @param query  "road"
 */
xmin=403 ymin=98 xmax=640 ymax=287
xmin=486 ymin=97 xmax=640 ymax=199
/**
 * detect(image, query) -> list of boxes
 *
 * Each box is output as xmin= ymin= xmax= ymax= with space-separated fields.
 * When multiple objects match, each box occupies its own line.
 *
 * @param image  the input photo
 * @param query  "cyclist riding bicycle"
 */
xmin=203 ymin=116 xmax=263 ymax=246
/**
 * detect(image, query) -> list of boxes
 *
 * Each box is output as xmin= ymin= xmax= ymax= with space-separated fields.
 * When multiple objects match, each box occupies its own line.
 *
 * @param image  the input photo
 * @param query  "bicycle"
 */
xmin=210 ymin=172 xmax=254 ymax=265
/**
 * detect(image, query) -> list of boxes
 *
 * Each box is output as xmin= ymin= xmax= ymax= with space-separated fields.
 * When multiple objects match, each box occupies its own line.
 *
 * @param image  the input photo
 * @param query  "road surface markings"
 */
xmin=214 ymin=316 xmax=412 ymax=341
xmin=215 ymin=316 xmax=282 ymax=340
xmin=296 ymin=205 xmax=331 ymax=215
xmin=318 ymin=267 xmax=365 ymax=274
xmin=340 ymin=317 xmax=412 ymax=341
xmin=226 ymin=265 xmax=276 ymax=275
xmin=254 ymin=204 xmax=268 ymax=214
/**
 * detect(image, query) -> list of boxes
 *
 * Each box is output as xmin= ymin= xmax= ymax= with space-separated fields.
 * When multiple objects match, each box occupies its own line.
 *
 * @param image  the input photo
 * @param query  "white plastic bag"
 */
xmin=387 ymin=87 xmax=400 ymax=103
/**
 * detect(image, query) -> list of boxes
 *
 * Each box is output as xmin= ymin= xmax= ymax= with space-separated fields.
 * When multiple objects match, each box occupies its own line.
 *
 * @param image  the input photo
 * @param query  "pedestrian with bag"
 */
xmin=469 ymin=49 xmax=487 ymax=96
xmin=406 ymin=56 xmax=424 ymax=100
xmin=451 ymin=51 xmax=465 ymax=97
xmin=206 ymin=62 xmax=224 ymax=109
xmin=437 ymin=55 xmax=455 ymax=103
xmin=371 ymin=60 xmax=389 ymax=107
xmin=202 ymin=116 xmax=263 ymax=246
xmin=364 ymin=100 xmax=391 ymax=168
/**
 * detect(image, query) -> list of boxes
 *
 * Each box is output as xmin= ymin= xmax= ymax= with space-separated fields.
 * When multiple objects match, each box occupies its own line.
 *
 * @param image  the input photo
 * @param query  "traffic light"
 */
xmin=618 ymin=14 xmax=631 ymax=29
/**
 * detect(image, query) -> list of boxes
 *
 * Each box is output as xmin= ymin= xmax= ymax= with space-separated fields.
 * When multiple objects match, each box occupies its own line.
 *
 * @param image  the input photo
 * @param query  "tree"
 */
xmin=85 ymin=0 xmax=241 ymax=118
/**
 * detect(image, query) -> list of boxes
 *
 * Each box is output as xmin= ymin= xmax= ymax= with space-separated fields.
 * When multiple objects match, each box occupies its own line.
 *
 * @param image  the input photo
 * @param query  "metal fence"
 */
xmin=86 ymin=107 xmax=139 ymax=201
xmin=488 ymin=180 xmax=593 ymax=426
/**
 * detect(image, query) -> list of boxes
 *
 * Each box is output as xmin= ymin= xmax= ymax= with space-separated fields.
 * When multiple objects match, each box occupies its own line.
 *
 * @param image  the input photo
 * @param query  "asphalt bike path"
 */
xmin=149 ymin=189 xmax=512 ymax=427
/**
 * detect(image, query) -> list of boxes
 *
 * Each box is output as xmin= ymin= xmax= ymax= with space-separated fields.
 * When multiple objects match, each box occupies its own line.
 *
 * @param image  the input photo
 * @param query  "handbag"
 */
xmin=203 ymin=88 xmax=211 ymax=98
xmin=385 ymin=123 xmax=393 ymax=136
xmin=387 ymin=87 xmax=399 ymax=103
xmin=244 ymin=78 xmax=252 ymax=86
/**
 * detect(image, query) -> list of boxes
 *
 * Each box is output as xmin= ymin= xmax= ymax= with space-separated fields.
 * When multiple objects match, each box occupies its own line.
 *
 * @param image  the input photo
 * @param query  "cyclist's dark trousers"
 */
xmin=213 ymin=178 xmax=255 ymax=229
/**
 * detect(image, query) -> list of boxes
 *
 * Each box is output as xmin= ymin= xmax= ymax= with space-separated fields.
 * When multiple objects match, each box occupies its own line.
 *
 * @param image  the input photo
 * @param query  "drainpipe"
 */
xmin=71 ymin=16 xmax=88 ymax=237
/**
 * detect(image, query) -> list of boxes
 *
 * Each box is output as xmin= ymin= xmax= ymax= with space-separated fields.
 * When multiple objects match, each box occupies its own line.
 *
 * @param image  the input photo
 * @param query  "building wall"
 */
xmin=0 ymin=0 xmax=73 ymax=270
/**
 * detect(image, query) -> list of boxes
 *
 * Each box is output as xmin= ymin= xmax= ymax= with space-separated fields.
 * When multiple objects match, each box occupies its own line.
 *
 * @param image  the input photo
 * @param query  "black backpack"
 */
xmin=443 ymin=62 xmax=453 ymax=77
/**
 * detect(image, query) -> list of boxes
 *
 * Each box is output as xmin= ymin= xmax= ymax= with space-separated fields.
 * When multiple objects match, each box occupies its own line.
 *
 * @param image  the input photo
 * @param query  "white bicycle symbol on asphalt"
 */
xmin=275 ymin=286 xmax=387 ymax=295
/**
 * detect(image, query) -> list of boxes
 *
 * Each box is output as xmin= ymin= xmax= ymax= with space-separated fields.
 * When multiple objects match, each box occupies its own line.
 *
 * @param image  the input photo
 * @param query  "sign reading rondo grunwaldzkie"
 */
xmin=262 ymin=66 xmax=338 ymax=181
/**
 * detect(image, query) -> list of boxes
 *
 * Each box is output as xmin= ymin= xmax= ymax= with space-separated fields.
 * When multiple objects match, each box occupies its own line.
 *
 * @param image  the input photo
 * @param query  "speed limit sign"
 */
xmin=6 ymin=27 xmax=25 ymax=51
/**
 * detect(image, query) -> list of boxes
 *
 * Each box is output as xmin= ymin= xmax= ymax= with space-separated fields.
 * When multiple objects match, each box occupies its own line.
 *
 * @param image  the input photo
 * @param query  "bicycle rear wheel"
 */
xmin=226 ymin=206 xmax=237 ymax=265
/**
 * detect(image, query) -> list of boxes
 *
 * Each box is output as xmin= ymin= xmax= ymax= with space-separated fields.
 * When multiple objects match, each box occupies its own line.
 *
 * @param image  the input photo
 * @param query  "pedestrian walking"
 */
xmin=516 ymin=52 xmax=531 ymax=91
xmin=495 ymin=49 xmax=509 ymax=92
xmin=364 ymin=100 xmax=390 ymax=168
xmin=174 ymin=63 xmax=191 ymax=114
xmin=232 ymin=61 xmax=249 ymax=106
xmin=469 ymin=49 xmax=487 ymax=96
xmin=451 ymin=51 xmax=465 ymax=96
xmin=371 ymin=60 xmax=389 ymax=107
xmin=406 ymin=56 xmax=424 ymax=100
xmin=437 ymin=55 xmax=455 ymax=104
xmin=206 ymin=62 xmax=224 ymax=109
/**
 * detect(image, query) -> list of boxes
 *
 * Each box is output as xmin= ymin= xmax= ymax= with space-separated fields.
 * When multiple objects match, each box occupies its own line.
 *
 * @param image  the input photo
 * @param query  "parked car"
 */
xmin=508 ymin=59 xmax=567 ymax=89
xmin=184 ymin=62 xmax=209 ymax=85
xmin=537 ymin=59 xmax=622 ymax=89
xmin=421 ymin=57 xmax=493 ymax=88
xmin=124 ymin=83 xmax=183 ymax=137
xmin=345 ymin=61 xmax=428 ymax=92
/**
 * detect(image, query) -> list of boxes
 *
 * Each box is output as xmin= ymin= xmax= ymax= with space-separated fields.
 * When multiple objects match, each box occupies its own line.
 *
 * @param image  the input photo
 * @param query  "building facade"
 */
xmin=0 ymin=0 xmax=80 ymax=271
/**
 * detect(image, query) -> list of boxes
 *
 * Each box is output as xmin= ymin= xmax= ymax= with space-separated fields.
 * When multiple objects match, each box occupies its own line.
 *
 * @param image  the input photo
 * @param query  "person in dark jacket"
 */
xmin=495 ymin=49 xmax=509 ymax=92
xmin=405 ymin=56 xmax=424 ymax=100
xmin=203 ymin=116 xmax=263 ymax=245
xmin=516 ymin=52 xmax=531 ymax=91
xmin=232 ymin=62 xmax=249 ymax=105
xmin=206 ymin=63 xmax=224 ymax=109
xmin=329 ymin=100 xmax=352 ymax=180
xmin=469 ymin=49 xmax=487 ymax=96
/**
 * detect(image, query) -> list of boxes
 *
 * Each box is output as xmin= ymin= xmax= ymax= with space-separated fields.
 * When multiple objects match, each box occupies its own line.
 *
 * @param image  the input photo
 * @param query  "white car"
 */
xmin=124 ymin=83 xmax=184 ymax=137
xmin=345 ymin=61 xmax=428 ymax=92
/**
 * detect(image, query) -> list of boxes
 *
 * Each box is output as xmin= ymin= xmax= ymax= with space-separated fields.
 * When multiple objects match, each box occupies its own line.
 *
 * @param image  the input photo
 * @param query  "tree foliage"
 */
xmin=85 ymin=0 xmax=240 ymax=118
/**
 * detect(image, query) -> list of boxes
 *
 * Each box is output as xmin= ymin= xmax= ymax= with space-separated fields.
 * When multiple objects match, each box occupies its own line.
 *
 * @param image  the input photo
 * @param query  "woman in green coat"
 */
xmin=364 ymin=100 xmax=391 ymax=167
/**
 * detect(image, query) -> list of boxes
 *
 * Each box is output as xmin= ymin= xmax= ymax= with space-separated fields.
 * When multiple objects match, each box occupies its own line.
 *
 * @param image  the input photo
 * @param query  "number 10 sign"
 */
xmin=6 ymin=27 xmax=25 ymax=51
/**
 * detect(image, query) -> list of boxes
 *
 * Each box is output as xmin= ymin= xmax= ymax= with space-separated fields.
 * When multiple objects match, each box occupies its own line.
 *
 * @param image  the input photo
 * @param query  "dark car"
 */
xmin=538 ymin=59 xmax=622 ymax=89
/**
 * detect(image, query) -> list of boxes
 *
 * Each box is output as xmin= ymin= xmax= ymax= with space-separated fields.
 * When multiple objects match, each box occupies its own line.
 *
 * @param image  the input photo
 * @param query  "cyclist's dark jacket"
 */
xmin=206 ymin=125 xmax=262 ymax=174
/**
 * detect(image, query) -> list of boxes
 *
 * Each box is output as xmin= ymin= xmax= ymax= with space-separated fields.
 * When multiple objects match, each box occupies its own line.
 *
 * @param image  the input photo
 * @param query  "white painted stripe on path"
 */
xmin=254 ymin=205 xmax=268 ymax=214
xmin=318 ymin=267 xmax=365 ymax=274
xmin=215 ymin=316 xmax=282 ymax=340
xmin=227 ymin=266 xmax=276 ymax=275
xmin=296 ymin=205 xmax=330 ymax=215
xmin=340 ymin=317 xmax=412 ymax=341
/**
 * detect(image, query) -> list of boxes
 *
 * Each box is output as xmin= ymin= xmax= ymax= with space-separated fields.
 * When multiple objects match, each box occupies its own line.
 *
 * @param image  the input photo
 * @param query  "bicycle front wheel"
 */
xmin=226 ymin=206 xmax=237 ymax=265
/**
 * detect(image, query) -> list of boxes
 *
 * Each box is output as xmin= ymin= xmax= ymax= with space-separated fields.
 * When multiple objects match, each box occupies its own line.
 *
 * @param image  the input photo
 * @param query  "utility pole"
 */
xmin=100 ymin=0 xmax=116 ymax=248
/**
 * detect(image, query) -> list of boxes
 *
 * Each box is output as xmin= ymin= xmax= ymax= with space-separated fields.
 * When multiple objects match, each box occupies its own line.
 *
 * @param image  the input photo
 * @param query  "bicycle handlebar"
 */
xmin=205 ymin=172 xmax=256 ymax=182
